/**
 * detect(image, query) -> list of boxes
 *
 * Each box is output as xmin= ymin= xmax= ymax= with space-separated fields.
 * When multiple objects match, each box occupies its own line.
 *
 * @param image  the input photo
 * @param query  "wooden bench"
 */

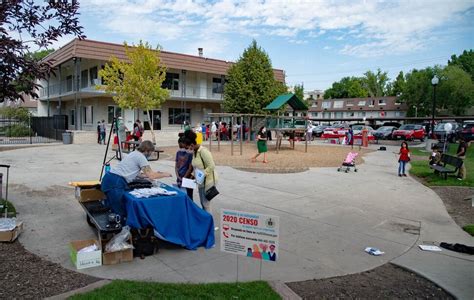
xmin=430 ymin=154 xmax=463 ymax=179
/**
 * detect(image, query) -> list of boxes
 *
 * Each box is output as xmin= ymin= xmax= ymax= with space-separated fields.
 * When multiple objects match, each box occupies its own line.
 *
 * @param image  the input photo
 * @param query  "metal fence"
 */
xmin=0 ymin=115 xmax=67 ymax=144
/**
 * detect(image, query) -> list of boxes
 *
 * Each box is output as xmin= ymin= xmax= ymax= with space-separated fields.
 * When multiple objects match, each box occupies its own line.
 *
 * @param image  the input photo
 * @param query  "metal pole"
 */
xmin=47 ymin=76 xmax=50 ymax=117
xmin=58 ymin=64 xmax=62 ymax=115
xmin=240 ymin=116 xmax=243 ymax=155
xmin=231 ymin=116 xmax=234 ymax=156
xmin=431 ymin=84 xmax=436 ymax=139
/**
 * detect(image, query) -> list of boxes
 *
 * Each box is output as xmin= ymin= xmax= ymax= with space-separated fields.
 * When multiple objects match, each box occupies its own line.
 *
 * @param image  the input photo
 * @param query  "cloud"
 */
xmin=78 ymin=0 xmax=474 ymax=57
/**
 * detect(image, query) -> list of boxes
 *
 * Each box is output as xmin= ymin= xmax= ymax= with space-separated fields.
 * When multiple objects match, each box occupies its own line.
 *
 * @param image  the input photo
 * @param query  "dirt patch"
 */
xmin=160 ymin=143 xmax=371 ymax=173
xmin=9 ymin=184 xmax=72 ymax=198
xmin=0 ymin=240 xmax=100 ymax=299
xmin=431 ymin=186 xmax=474 ymax=228
xmin=287 ymin=263 xmax=453 ymax=299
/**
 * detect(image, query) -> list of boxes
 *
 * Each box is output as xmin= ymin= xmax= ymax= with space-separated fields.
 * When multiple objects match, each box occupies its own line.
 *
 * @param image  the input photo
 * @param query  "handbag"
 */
xmin=200 ymin=152 xmax=219 ymax=201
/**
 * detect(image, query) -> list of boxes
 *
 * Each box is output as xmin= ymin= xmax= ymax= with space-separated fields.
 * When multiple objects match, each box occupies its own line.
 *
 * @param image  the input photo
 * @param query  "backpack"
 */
xmin=131 ymin=227 xmax=159 ymax=259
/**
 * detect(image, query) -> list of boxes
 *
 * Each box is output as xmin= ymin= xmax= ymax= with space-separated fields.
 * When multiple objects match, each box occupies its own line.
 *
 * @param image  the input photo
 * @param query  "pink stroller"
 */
xmin=338 ymin=152 xmax=358 ymax=173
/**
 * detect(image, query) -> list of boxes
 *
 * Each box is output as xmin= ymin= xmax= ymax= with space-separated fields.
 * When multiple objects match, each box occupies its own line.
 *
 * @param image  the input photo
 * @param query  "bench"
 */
xmin=430 ymin=154 xmax=463 ymax=179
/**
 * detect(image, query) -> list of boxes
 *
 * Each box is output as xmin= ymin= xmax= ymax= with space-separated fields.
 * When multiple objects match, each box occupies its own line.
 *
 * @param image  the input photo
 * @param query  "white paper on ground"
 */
xmin=418 ymin=245 xmax=442 ymax=251
xmin=181 ymin=178 xmax=197 ymax=189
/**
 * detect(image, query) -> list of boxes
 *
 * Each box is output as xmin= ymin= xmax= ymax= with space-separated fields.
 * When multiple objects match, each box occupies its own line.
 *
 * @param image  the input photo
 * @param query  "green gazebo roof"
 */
xmin=264 ymin=93 xmax=308 ymax=111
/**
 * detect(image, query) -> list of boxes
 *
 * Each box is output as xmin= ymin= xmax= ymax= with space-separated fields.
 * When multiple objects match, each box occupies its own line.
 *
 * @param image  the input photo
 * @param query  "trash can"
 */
xmin=62 ymin=132 xmax=72 ymax=144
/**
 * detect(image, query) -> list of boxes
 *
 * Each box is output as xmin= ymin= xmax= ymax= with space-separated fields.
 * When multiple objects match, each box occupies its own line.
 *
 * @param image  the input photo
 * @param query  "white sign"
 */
xmin=220 ymin=209 xmax=279 ymax=262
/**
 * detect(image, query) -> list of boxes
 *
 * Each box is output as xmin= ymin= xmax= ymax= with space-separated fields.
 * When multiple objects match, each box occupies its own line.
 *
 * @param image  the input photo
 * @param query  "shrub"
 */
xmin=5 ymin=124 xmax=32 ymax=137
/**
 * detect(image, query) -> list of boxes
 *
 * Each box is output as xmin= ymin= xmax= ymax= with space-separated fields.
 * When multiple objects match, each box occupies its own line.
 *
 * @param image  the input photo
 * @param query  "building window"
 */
xmin=169 ymin=108 xmax=191 ymax=125
xmin=311 ymin=102 xmax=318 ymax=108
xmin=346 ymin=101 xmax=353 ymax=106
xmin=358 ymin=101 xmax=366 ymax=106
xmin=89 ymin=67 xmax=98 ymax=85
xmin=378 ymin=99 xmax=386 ymax=105
xmin=83 ymin=105 xmax=93 ymax=124
xmin=334 ymin=112 xmax=343 ymax=118
xmin=347 ymin=112 xmax=355 ymax=117
xmin=369 ymin=100 xmax=375 ymax=106
xmin=81 ymin=69 xmax=88 ymax=88
xmin=162 ymin=73 xmax=179 ymax=90
xmin=322 ymin=101 xmax=331 ymax=109
xmin=323 ymin=112 xmax=331 ymax=119
xmin=212 ymin=77 xmax=224 ymax=93
xmin=334 ymin=101 xmax=343 ymax=108
xmin=395 ymin=111 xmax=402 ymax=117
xmin=311 ymin=112 xmax=318 ymax=117
xmin=70 ymin=109 xmax=75 ymax=126
xmin=358 ymin=112 xmax=366 ymax=117
xmin=107 ymin=106 xmax=122 ymax=124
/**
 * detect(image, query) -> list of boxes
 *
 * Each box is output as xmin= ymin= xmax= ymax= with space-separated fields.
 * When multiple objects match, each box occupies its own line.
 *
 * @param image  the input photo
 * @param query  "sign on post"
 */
xmin=220 ymin=209 xmax=279 ymax=262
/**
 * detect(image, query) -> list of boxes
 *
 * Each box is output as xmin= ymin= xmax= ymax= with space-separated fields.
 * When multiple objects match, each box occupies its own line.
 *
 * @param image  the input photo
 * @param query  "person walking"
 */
xmin=251 ymin=126 xmax=268 ymax=163
xmin=97 ymin=121 xmax=101 ymax=144
xmin=211 ymin=122 xmax=217 ymax=140
xmin=184 ymin=131 xmax=217 ymax=214
xmin=398 ymin=141 xmax=410 ymax=177
xmin=456 ymin=136 xmax=468 ymax=180
xmin=99 ymin=120 xmax=107 ymax=145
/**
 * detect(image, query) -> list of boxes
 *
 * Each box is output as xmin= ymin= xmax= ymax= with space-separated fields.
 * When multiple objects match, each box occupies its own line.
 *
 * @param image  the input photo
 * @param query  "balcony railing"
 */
xmin=40 ymin=80 xmax=224 ymax=100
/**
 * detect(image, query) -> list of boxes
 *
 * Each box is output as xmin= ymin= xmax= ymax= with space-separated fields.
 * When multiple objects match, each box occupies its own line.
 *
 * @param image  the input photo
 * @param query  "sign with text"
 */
xmin=220 ymin=209 xmax=279 ymax=262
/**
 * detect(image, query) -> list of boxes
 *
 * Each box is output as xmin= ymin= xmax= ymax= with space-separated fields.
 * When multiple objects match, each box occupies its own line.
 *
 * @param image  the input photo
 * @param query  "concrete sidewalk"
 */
xmin=1 ymin=143 xmax=472 ymax=299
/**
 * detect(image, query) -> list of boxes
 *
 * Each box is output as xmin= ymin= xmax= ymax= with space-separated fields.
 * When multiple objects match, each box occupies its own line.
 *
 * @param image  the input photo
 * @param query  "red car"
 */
xmin=392 ymin=124 xmax=425 ymax=141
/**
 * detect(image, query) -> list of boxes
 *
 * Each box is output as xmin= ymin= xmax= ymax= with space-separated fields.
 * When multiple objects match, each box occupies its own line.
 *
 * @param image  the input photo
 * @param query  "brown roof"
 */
xmin=309 ymin=96 xmax=408 ymax=112
xmin=43 ymin=39 xmax=285 ymax=83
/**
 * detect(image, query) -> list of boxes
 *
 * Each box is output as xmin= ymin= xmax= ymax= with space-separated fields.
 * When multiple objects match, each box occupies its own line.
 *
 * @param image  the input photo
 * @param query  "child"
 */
xmin=175 ymin=136 xmax=194 ymax=199
xmin=251 ymin=126 xmax=268 ymax=163
xmin=429 ymin=145 xmax=441 ymax=166
xmin=398 ymin=141 xmax=410 ymax=177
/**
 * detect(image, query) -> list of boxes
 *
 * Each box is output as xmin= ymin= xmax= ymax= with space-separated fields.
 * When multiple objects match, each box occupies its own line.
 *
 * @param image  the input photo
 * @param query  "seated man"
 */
xmin=101 ymin=140 xmax=172 ymax=219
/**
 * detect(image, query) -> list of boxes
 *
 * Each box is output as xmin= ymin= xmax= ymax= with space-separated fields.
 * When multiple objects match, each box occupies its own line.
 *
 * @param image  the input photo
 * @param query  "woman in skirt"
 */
xmin=251 ymin=126 xmax=268 ymax=163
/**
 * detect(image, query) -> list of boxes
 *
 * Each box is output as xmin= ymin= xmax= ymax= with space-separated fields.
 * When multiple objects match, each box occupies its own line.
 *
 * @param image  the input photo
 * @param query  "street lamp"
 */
xmin=431 ymin=75 xmax=439 ymax=139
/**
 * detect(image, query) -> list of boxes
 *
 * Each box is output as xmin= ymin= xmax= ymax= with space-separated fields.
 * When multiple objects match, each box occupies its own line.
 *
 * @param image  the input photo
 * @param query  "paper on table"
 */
xmin=182 ymin=178 xmax=197 ymax=189
xmin=418 ymin=245 xmax=442 ymax=252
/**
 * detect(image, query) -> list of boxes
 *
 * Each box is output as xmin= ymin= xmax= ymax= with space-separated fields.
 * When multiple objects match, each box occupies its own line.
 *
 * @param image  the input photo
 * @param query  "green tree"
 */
xmin=223 ymin=40 xmax=287 ymax=114
xmin=324 ymin=77 xmax=367 ymax=99
xmin=448 ymin=49 xmax=474 ymax=81
xmin=98 ymin=41 xmax=169 ymax=142
xmin=438 ymin=65 xmax=474 ymax=115
xmin=390 ymin=71 xmax=406 ymax=96
xmin=400 ymin=67 xmax=440 ymax=117
xmin=26 ymin=49 xmax=55 ymax=62
xmin=362 ymin=68 xmax=390 ymax=97
xmin=293 ymin=83 xmax=305 ymax=101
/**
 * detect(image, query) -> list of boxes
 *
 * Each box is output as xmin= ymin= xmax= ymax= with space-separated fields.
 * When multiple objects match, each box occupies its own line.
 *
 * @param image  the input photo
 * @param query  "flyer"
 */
xmin=220 ymin=209 xmax=279 ymax=262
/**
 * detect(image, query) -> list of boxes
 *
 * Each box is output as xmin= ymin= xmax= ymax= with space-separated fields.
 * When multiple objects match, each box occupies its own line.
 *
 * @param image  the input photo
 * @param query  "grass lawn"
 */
xmin=409 ymin=143 xmax=473 ymax=187
xmin=70 ymin=280 xmax=281 ymax=300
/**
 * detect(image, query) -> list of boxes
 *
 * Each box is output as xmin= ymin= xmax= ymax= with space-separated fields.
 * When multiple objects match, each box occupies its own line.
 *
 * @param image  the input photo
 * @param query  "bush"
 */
xmin=5 ymin=124 xmax=32 ymax=137
xmin=0 ymin=199 xmax=16 ymax=217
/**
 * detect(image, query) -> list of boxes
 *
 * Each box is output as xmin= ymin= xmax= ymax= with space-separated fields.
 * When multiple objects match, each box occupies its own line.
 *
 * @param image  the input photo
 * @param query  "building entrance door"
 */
xmin=144 ymin=110 xmax=161 ymax=130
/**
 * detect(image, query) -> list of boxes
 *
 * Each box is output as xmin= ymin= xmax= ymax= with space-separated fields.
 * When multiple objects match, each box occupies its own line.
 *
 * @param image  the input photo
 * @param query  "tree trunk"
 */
xmin=147 ymin=110 xmax=156 ymax=144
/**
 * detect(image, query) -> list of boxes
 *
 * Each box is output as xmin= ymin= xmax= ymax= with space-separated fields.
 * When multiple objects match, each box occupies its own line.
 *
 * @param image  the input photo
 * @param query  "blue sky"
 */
xmin=50 ymin=0 xmax=474 ymax=91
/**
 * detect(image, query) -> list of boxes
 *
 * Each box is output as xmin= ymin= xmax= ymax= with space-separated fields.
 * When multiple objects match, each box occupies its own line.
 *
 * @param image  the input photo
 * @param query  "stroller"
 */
xmin=338 ymin=152 xmax=358 ymax=173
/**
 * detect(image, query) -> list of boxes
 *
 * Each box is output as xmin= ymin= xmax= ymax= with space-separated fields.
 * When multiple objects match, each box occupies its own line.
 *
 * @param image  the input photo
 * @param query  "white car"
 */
xmin=352 ymin=125 xmax=374 ymax=135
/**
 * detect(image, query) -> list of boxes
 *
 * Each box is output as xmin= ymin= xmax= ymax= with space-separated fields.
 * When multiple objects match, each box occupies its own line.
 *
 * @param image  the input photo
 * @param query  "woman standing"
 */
xmin=398 ymin=141 xmax=410 ymax=177
xmin=251 ymin=126 xmax=268 ymax=163
xmin=184 ymin=131 xmax=217 ymax=213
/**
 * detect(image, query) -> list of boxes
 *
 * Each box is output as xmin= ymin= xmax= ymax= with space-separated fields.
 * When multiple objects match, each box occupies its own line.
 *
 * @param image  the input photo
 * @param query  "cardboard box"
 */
xmin=102 ymin=236 xmax=133 ymax=265
xmin=75 ymin=187 xmax=106 ymax=203
xmin=70 ymin=239 xmax=102 ymax=269
xmin=0 ymin=221 xmax=23 ymax=242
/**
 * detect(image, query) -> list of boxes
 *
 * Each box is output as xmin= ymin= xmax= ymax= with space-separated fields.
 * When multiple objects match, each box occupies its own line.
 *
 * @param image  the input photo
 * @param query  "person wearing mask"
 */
xmin=183 ymin=131 xmax=217 ymax=213
xmin=99 ymin=120 xmax=107 ymax=145
xmin=175 ymin=136 xmax=194 ymax=199
xmin=251 ymin=126 xmax=268 ymax=163
xmin=456 ymin=136 xmax=468 ymax=180
xmin=101 ymin=140 xmax=172 ymax=218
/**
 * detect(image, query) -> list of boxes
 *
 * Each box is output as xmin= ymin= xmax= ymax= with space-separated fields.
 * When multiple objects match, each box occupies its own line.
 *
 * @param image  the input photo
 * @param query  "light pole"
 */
xmin=431 ymin=75 xmax=439 ymax=139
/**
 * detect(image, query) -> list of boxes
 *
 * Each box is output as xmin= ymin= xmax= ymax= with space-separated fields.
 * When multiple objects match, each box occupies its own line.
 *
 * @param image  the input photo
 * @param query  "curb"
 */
xmin=45 ymin=280 xmax=111 ymax=300
xmin=268 ymin=281 xmax=302 ymax=300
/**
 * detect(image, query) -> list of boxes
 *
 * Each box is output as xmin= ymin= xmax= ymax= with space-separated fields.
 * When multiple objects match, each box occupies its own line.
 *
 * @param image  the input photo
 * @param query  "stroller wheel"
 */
xmin=345 ymin=169 xmax=349 ymax=173
xmin=337 ymin=168 xmax=341 ymax=172
xmin=354 ymin=169 xmax=358 ymax=172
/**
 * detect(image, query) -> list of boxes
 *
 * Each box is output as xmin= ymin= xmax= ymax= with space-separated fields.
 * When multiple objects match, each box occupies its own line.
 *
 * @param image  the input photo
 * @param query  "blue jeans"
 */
xmin=198 ymin=186 xmax=211 ymax=213
xmin=398 ymin=160 xmax=407 ymax=175
xmin=101 ymin=172 xmax=128 ymax=217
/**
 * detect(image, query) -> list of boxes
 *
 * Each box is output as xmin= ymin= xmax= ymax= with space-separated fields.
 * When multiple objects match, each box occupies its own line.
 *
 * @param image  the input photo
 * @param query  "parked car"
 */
xmin=458 ymin=123 xmax=474 ymax=142
xmin=392 ymin=124 xmax=426 ymax=141
xmin=433 ymin=122 xmax=462 ymax=142
xmin=351 ymin=125 xmax=374 ymax=135
xmin=323 ymin=123 xmax=350 ymax=135
xmin=373 ymin=126 xmax=396 ymax=140
xmin=312 ymin=125 xmax=330 ymax=137
xmin=382 ymin=122 xmax=401 ymax=128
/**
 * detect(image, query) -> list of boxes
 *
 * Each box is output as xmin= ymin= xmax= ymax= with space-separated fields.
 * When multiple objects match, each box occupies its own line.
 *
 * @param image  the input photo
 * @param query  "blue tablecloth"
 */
xmin=124 ymin=184 xmax=215 ymax=250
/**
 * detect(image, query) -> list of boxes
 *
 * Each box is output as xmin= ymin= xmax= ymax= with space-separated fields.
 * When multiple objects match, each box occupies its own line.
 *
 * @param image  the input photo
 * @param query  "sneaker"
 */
xmin=398 ymin=174 xmax=402 ymax=177
xmin=403 ymin=174 xmax=407 ymax=177
xmin=457 ymin=177 xmax=462 ymax=181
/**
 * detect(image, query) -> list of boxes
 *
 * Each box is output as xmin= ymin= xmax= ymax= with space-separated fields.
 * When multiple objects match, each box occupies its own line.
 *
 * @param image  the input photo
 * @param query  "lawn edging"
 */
xmin=45 ymin=280 xmax=111 ymax=300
